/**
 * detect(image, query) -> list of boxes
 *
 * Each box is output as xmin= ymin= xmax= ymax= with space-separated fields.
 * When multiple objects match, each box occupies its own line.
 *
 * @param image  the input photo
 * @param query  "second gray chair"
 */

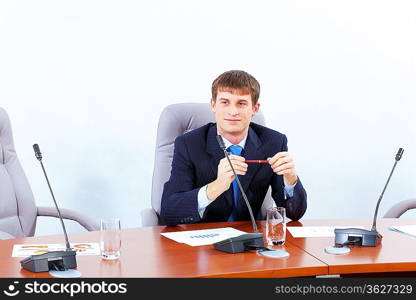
xmin=384 ymin=198 xmax=416 ymax=218
xmin=0 ymin=107 xmax=99 ymax=240
xmin=141 ymin=102 xmax=274 ymax=226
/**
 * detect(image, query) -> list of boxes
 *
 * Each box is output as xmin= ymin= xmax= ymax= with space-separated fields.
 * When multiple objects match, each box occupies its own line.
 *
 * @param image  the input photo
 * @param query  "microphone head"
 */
xmin=216 ymin=135 xmax=226 ymax=150
xmin=395 ymin=148 xmax=404 ymax=161
xmin=33 ymin=144 xmax=42 ymax=161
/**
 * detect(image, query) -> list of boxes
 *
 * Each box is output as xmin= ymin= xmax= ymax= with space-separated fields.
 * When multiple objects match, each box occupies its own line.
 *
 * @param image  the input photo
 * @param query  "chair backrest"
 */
xmin=0 ymin=107 xmax=37 ymax=238
xmin=151 ymin=103 xmax=273 ymax=222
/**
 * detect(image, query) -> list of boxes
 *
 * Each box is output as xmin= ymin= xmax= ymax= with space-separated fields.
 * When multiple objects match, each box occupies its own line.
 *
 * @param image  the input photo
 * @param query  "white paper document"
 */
xmin=160 ymin=227 xmax=247 ymax=246
xmin=287 ymin=226 xmax=365 ymax=238
xmin=12 ymin=243 xmax=100 ymax=257
xmin=389 ymin=225 xmax=416 ymax=238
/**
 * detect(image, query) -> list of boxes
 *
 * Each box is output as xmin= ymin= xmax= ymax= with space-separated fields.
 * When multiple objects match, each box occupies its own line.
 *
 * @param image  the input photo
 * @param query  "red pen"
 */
xmin=244 ymin=160 xmax=269 ymax=164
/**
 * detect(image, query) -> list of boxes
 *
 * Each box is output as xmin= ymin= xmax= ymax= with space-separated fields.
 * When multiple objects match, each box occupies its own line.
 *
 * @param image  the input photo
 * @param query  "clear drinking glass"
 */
xmin=266 ymin=207 xmax=286 ymax=246
xmin=100 ymin=218 xmax=121 ymax=260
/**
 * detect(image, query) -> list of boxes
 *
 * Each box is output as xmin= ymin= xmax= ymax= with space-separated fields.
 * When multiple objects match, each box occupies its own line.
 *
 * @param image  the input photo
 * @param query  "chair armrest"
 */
xmin=140 ymin=208 xmax=159 ymax=227
xmin=37 ymin=206 xmax=100 ymax=231
xmin=383 ymin=198 xmax=416 ymax=218
xmin=0 ymin=230 xmax=15 ymax=240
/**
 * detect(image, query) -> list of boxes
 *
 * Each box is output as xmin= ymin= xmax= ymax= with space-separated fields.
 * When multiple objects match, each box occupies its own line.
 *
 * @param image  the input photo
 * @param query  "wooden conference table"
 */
xmin=0 ymin=218 xmax=415 ymax=278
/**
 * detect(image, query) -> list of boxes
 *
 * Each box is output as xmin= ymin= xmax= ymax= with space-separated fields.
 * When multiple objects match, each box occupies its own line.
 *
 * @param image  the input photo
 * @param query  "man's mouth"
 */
xmin=225 ymin=119 xmax=241 ymax=122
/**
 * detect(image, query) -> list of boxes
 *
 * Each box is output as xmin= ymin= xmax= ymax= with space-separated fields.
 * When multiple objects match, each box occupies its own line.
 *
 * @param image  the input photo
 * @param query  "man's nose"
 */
xmin=228 ymin=105 xmax=239 ymax=115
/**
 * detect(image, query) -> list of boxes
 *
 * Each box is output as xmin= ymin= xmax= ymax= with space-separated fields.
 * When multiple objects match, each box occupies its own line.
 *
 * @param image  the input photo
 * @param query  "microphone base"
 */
xmin=20 ymin=250 xmax=77 ymax=273
xmin=334 ymin=228 xmax=382 ymax=247
xmin=213 ymin=233 xmax=264 ymax=253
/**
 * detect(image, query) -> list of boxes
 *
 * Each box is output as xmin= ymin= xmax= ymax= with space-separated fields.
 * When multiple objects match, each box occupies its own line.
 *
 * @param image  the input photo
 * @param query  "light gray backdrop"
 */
xmin=0 ymin=0 xmax=415 ymax=235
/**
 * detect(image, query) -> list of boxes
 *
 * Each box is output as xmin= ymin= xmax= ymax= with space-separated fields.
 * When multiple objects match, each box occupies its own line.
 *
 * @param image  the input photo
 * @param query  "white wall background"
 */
xmin=0 ymin=0 xmax=415 ymax=236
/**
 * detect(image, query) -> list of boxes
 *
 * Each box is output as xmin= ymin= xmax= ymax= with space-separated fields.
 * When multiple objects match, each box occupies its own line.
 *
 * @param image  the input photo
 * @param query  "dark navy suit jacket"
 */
xmin=160 ymin=123 xmax=307 ymax=225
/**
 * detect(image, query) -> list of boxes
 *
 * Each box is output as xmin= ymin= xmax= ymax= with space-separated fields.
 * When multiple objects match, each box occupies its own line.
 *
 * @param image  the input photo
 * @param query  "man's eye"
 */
xmin=239 ymin=102 xmax=247 ymax=106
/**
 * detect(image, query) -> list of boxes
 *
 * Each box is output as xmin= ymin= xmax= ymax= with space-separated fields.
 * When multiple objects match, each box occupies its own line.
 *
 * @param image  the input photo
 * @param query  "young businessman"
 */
xmin=160 ymin=70 xmax=307 ymax=225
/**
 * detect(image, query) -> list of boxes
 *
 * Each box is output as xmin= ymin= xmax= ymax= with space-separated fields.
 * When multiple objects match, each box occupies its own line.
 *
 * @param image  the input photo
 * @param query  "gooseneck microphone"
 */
xmin=20 ymin=144 xmax=77 ymax=273
xmin=371 ymin=148 xmax=404 ymax=233
xmin=216 ymin=135 xmax=259 ymax=233
xmin=213 ymin=135 xmax=265 ymax=253
xmin=33 ymin=144 xmax=71 ymax=251
xmin=334 ymin=147 xmax=404 ymax=247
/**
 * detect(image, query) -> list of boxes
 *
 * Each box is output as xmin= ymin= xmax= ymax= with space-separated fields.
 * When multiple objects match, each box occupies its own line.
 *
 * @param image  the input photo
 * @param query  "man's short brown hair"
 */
xmin=211 ymin=70 xmax=260 ymax=105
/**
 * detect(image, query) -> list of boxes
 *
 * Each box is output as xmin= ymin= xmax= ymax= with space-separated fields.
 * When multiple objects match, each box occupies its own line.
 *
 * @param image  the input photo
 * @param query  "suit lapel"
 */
xmin=238 ymin=126 xmax=266 ymax=200
xmin=206 ymin=124 xmax=234 ymax=208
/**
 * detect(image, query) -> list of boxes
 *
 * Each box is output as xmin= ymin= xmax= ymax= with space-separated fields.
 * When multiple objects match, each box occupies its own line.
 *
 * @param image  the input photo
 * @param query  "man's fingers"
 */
xmin=276 ymin=169 xmax=292 ymax=175
xmin=220 ymin=159 xmax=247 ymax=169
xmin=273 ymin=162 xmax=294 ymax=171
xmin=224 ymin=168 xmax=246 ymax=177
xmin=267 ymin=152 xmax=289 ymax=165
xmin=270 ymin=156 xmax=292 ymax=168
xmin=273 ymin=162 xmax=294 ymax=174
xmin=224 ymin=165 xmax=247 ymax=174
xmin=232 ymin=170 xmax=247 ymax=176
xmin=228 ymin=155 xmax=245 ymax=161
xmin=219 ymin=155 xmax=248 ymax=181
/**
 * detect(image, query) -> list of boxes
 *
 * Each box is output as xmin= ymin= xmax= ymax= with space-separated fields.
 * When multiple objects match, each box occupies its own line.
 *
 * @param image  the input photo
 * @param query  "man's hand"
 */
xmin=206 ymin=155 xmax=247 ymax=200
xmin=268 ymin=152 xmax=298 ymax=185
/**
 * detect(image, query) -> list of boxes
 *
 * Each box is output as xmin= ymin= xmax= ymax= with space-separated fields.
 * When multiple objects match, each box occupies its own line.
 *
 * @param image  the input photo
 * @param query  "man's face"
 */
xmin=211 ymin=89 xmax=260 ymax=137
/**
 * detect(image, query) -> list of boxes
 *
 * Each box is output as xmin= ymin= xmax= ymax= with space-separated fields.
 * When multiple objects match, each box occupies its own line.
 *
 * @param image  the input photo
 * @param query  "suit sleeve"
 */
xmin=270 ymin=134 xmax=307 ymax=221
xmin=160 ymin=136 xmax=202 ymax=225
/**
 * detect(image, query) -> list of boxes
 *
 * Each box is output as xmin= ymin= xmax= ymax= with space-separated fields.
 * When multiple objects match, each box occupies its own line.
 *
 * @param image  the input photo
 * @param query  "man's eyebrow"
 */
xmin=219 ymin=98 xmax=229 ymax=101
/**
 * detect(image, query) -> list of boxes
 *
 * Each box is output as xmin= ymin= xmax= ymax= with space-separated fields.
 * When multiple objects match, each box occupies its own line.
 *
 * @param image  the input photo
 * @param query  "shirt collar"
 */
xmin=221 ymin=134 xmax=248 ymax=150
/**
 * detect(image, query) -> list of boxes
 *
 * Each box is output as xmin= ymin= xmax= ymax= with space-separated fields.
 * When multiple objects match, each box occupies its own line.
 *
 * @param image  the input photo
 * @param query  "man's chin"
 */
xmin=220 ymin=125 xmax=245 ymax=134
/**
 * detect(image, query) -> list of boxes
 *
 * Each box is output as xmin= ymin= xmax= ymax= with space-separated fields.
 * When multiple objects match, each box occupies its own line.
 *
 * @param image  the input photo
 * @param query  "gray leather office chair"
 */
xmin=384 ymin=198 xmax=416 ymax=218
xmin=0 ymin=107 xmax=99 ymax=240
xmin=141 ymin=102 xmax=274 ymax=226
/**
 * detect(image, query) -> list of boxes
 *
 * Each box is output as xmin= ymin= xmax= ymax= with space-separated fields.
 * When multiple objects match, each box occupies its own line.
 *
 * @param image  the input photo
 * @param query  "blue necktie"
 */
xmin=227 ymin=145 xmax=243 ymax=222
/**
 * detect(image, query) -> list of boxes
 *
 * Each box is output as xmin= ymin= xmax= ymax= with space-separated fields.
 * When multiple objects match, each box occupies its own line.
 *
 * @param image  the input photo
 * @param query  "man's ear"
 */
xmin=252 ymin=102 xmax=260 ymax=116
xmin=210 ymin=98 xmax=216 ymax=112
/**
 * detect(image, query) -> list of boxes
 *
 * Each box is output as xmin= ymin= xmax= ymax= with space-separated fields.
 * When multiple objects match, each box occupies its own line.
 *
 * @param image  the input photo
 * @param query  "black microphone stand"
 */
xmin=333 ymin=148 xmax=404 ymax=247
xmin=213 ymin=135 xmax=265 ymax=253
xmin=20 ymin=144 xmax=77 ymax=273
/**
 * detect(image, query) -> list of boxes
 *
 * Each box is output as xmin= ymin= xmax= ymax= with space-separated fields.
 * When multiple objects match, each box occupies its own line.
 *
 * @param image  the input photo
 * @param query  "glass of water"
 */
xmin=266 ymin=207 xmax=286 ymax=246
xmin=100 ymin=218 xmax=121 ymax=260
